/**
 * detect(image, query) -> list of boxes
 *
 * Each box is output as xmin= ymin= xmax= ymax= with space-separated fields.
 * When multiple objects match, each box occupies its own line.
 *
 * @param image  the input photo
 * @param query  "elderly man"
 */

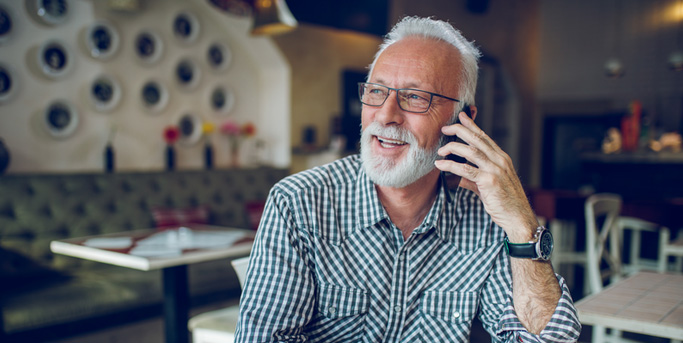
xmin=236 ymin=16 xmax=580 ymax=342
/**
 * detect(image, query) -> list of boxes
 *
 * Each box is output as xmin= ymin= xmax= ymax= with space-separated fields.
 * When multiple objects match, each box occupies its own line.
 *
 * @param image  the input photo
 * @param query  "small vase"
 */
xmin=0 ymin=138 xmax=10 ymax=175
xmin=204 ymin=142 xmax=214 ymax=170
xmin=230 ymin=145 xmax=240 ymax=168
xmin=165 ymin=145 xmax=175 ymax=171
xmin=104 ymin=144 xmax=115 ymax=173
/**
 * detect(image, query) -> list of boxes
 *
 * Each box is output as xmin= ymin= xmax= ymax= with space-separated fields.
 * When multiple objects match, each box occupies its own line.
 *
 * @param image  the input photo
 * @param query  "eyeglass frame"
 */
xmin=358 ymin=82 xmax=460 ymax=114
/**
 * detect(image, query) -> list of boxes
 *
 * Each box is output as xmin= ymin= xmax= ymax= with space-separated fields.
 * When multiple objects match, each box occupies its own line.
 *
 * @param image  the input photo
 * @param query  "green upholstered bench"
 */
xmin=0 ymin=168 xmax=287 ymax=342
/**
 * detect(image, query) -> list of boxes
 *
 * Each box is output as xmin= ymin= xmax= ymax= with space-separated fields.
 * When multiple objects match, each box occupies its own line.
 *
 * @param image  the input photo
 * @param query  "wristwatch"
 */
xmin=504 ymin=226 xmax=553 ymax=261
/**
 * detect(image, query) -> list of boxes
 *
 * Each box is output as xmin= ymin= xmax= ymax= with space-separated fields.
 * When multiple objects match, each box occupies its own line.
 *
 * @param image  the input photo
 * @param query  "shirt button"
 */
xmin=328 ymin=307 xmax=336 ymax=315
xmin=452 ymin=311 xmax=460 ymax=319
xmin=394 ymin=305 xmax=402 ymax=313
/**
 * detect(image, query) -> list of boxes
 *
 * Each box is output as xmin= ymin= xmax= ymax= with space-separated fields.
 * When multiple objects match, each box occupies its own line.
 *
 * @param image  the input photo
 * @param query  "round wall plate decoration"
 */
xmin=0 ymin=5 xmax=14 ymax=44
xmin=207 ymin=42 xmax=232 ymax=71
xmin=175 ymin=58 xmax=200 ymax=90
xmin=140 ymin=79 xmax=168 ymax=113
xmin=90 ymin=75 xmax=121 ymax=112
xmin=44 ymin=99 xmax=79 ymax=139
xmin=172 ymin=11 xmax=200 ymax=44
xmin=0 ymin=63 xmax=16 ymax=104
xmin=34 ymin=0 xmax=69 ymax=25
xmin=177 ymin=113 xmax=202 ymax=145
xmin=38 ymin=40 xmax=72 ymax=79
xmin=86 ymin=21 xmax=120 ymax=60
xmin=134 ymin=30 xmax=163 ymax=64
xmin=210 ymin=85 xmax=235 ymax=114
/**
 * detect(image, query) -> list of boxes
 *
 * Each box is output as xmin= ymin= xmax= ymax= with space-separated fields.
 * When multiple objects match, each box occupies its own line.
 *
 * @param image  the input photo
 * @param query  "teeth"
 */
xmin=378 ymin=137 xmax=407 ymax=147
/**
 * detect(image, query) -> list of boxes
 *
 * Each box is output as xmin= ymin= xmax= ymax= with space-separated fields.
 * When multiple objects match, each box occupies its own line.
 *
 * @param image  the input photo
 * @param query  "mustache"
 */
xmin=361 ymin=122 xmax=418 ymax=145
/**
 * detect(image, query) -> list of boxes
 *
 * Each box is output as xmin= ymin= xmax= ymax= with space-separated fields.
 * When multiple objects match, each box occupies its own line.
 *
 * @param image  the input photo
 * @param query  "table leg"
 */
xmin=163 ymin=265 xmax=189 ymax=343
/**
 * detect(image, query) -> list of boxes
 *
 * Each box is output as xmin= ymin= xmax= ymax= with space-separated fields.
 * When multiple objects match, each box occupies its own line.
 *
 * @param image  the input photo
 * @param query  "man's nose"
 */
xmin=374 ymin=91 xmax=405 ymax=126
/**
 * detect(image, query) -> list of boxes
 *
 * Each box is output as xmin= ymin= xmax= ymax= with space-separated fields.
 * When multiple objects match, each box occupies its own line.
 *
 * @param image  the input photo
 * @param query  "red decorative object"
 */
xmin=163 ymin=125 xmax=180 ymax=144
xmin=621 ymin=101 xmax=641 ymax=152
xmin=242 ymin=122 xmax=256 ymax=136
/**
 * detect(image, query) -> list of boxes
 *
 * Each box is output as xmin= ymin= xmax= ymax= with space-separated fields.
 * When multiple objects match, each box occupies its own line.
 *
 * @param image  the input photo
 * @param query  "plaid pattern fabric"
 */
xmin=236 ymin=155 xmax=581 ymax=342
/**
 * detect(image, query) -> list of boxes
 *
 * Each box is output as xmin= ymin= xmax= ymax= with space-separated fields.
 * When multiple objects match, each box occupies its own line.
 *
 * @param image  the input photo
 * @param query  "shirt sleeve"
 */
xmin=235 ymin=189 xmax=316 ymax=343
xmin=478 ymin=235 xmax=582 ymax=343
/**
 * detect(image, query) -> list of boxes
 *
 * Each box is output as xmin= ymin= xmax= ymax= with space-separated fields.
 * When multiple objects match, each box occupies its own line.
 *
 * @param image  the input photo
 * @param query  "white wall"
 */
xmin=0 ymin=0 xmax=290 ymax=173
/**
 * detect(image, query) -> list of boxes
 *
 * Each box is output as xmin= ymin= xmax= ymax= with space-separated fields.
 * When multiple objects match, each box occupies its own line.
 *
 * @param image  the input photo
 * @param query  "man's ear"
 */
xmin=469 ymin=105 xmax=478 ymax=121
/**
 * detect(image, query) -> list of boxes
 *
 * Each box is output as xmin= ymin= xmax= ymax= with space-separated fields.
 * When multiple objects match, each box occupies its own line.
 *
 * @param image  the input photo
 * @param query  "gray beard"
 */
xmin=360 ymin=122 xmax=444 ymax=188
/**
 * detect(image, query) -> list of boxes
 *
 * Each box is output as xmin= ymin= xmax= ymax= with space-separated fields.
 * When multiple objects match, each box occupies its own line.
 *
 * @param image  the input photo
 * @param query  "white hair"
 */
xmin=368 ymin=16 xmax=481 ymax=114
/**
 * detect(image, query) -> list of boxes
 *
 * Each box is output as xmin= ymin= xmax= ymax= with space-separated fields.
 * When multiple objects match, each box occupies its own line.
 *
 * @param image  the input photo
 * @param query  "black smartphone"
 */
xmin=444 ymin=103 xmax=471 ymax=163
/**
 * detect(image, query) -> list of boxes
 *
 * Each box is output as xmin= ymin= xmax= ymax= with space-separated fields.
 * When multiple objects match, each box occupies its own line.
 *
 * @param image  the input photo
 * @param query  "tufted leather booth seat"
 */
xmin=0 ymin=168 xmax=288 ymax=341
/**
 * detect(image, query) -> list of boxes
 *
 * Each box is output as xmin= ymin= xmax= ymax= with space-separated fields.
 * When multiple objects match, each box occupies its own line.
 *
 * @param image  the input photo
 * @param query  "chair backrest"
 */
xmin=617 ymin=216 xmax=665 ymax=273
xmin=585 ymin=193 xmax=623 ymax=294
xmin=231 ymin=256 xmax=250 ymax=289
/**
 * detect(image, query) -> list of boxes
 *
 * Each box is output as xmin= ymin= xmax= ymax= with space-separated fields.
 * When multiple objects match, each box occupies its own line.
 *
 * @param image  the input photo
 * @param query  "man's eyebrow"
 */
xmin=370 ymin=78 xmax=428 ymax=90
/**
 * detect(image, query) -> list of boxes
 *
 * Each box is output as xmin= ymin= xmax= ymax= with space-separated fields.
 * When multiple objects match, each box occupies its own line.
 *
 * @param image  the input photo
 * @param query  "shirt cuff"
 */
xmin=497 ymin=274 xmax=581 ymax=342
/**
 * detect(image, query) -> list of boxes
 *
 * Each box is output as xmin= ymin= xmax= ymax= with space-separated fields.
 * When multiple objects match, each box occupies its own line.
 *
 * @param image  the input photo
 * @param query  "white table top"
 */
xmin=575 ymin=271 xmax=683 ymax=340
xmin=50 ymin=225 xmax=255 ymax=271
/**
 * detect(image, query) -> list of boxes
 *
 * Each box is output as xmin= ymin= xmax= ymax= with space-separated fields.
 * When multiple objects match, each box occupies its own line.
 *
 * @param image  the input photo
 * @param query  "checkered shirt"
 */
xmin=236 ymin=155 xmax=581 ymax=342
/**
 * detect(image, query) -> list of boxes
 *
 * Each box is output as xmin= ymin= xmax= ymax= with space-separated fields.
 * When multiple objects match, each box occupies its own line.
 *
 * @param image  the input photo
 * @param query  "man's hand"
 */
xmin=435 ymin=112 xmax=561 ymax=334
xmin=434 ymin=111 xmax=538 ymax=243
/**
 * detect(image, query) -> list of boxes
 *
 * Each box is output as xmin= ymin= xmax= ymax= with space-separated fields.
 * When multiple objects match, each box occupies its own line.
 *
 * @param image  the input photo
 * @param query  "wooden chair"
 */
xmin=659 ymin=226 xmax=683 ymax=273
xmin=584 ymin=194 xmax=682 ymax=343
xmin=188 ymin=256 xmax=250 ymax=343
xmin=585 ymin=193 xmax=624 ymax=296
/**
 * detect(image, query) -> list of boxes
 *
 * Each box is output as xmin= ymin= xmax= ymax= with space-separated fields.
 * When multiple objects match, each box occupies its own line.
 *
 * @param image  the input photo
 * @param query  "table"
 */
xmin=575 ymin=271 xmax=683 ymax=340
xmin=50 ymin=225 xmax=255 ymax=343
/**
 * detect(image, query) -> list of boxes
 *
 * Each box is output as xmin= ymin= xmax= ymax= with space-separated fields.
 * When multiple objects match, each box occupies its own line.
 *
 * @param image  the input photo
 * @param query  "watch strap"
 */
xmin=504 ymin=237 xmax=537 ymax=259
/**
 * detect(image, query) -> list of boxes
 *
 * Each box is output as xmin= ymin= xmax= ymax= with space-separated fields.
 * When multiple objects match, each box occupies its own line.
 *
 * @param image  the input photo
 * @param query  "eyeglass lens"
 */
xmin=359 ymin=83 xmax=433 ymax=113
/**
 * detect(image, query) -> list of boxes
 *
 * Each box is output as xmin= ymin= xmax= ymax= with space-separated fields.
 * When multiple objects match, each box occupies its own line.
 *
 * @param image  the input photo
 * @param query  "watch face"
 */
xmin=538 ymin=230 xmax=553 ymax=259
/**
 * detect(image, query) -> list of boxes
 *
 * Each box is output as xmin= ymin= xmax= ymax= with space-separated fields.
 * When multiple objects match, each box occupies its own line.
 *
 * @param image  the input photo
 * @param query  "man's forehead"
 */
xmin=371 ymin=37 xmax=462 ymax=93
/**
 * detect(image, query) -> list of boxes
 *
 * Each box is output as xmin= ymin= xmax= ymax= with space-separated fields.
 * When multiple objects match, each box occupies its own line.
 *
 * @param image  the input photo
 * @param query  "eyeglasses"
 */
xmin=358 ymin=82 xmax=459 ymax=114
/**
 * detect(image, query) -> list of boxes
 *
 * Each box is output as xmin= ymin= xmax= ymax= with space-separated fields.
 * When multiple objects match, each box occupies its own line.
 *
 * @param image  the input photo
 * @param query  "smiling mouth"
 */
xmin=376 ymin=136 xmax=408 ymax=148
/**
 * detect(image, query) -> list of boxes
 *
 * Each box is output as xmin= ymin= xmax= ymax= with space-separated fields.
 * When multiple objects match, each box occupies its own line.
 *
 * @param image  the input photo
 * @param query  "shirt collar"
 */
xmin=355 ymin=163 xmax=389 ymax=229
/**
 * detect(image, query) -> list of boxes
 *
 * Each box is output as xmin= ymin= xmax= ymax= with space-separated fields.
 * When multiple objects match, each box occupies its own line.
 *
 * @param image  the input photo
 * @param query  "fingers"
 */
xmin=440 ymin=112 xmax=509 ymax=169
xmin=434 ymin=158 xmax=485 ymax=191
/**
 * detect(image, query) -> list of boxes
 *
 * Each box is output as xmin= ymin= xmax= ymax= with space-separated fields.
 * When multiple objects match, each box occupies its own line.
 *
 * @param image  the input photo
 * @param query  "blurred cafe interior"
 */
xmin=0 ymin=0 xmax=682 ymax=342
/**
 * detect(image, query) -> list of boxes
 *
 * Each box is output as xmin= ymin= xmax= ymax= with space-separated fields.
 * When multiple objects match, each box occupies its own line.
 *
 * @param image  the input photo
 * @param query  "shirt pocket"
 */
xmin=418 ymin=290 xmax=479 ymax=342
xmin=310 ymin=282 xmax=369 ymax=342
